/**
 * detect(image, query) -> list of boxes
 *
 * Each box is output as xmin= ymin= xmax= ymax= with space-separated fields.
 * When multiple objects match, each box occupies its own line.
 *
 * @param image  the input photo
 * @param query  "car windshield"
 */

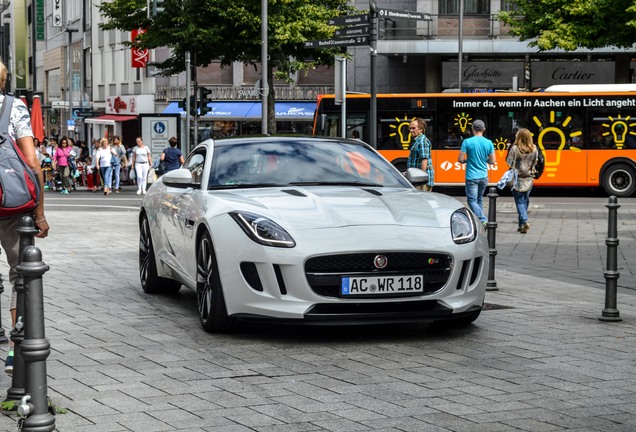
xmin=208 ymin=139 xmax=412 ymax=189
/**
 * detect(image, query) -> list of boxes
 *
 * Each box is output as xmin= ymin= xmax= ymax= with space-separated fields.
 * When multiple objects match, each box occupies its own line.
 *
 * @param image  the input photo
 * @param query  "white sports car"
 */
xmin=139 ymin=136 xmax=488 ymax=332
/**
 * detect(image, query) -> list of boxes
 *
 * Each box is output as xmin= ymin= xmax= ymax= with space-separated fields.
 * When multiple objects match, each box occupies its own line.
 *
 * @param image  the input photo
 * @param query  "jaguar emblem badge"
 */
xmin=373 ymin=255 xmax=388 ymax=269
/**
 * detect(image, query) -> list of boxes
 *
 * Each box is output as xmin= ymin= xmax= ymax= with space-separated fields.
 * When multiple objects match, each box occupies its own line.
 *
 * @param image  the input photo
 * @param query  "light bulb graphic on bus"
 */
xmin=533 ymin=111 xmax=582 ymax=178
xmin=454 ymin=113 xmax=472 ymax=133
xmin=493 ymin=138 xmax=509 ymax=157
xmin=389 ymin=116 xmax=415 ymax=149
xmin=602 ymin=115 xmax=636 ymax=149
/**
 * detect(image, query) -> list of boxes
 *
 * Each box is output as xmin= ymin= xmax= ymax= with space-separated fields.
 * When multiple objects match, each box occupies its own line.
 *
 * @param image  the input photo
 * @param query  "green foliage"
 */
xmin=98 ymin=0 xmax=354 ymax=76
xmin=500 ymin=0 xmax=636 ymax=51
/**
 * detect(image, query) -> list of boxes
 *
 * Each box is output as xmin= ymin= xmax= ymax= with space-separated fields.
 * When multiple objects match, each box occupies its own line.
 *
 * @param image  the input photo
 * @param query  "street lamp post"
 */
xmin=65 ymin=25 xmax=78 ymax=138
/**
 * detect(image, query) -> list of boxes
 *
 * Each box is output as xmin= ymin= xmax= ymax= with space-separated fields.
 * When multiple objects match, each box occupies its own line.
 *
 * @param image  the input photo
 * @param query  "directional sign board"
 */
xmin=335 ymin=25 xmax=370 ymax=37
xmin=304 ymin=36 xmax=370 ymax=49
xmin=328 ymin=13 xmax=369 ymax=26
xmin=376 ymin=8 xmax=430 ymax=21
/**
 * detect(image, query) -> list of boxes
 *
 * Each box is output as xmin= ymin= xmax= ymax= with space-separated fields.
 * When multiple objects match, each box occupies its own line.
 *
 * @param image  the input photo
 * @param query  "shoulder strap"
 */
xmin=0 ymin=95 xmax=14 ymax=132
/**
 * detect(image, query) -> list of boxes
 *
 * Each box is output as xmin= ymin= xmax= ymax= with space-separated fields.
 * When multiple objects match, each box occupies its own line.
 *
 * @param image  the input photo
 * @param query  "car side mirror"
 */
xmin=405 ymin=167 xmax=429 ymax=186
xmin=161 ymin=168 xmax=193 ymax=187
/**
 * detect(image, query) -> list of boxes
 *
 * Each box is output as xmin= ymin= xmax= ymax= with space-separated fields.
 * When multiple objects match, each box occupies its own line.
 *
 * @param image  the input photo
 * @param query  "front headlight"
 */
xmin=451 ymin=208 xmax=477 ymax=244
xmin=230 ymin=211 xmax=296 ymax=248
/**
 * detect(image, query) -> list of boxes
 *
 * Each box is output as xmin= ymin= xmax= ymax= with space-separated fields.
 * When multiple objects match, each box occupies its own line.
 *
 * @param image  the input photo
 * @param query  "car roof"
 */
xmin=206 ymin=135 xmax=365 ymax=149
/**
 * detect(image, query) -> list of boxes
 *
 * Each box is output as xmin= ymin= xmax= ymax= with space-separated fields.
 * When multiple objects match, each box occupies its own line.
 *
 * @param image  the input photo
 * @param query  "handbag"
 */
xmin=158 ymin=160 xmax=168 ymax=175
xmin=497 ymin=150 xmax=518 ymax=189
xmin=497 ymin=168 xmax=517 ymax=189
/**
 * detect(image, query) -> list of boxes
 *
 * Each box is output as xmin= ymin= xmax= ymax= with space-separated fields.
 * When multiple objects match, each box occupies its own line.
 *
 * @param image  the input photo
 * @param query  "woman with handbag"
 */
xmin=95 ymin=137 xmax=117 ymax=195
xmin=159 ymin=136 xmax=185 ymax=175
xmin=506 ymin=128 xmax=539 ymax=234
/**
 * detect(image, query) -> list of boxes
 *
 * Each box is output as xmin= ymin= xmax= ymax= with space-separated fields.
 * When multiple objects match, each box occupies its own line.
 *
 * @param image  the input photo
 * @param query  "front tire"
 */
xmin=196 ymin=232 xmax=232 ymax=332
xmin=602 ymin=163 xmax=636 ymax=197
xmin=139 ymin=215 xmax=182 ymax=294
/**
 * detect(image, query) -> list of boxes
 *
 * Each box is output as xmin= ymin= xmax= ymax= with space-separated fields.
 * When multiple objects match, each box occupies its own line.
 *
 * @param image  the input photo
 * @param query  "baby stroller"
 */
xmin=41 ymin=157 xmax=55 ymax=190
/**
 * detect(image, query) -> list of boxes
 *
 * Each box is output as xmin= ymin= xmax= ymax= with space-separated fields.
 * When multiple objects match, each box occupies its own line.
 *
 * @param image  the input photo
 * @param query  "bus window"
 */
xmin=590 ymin=112 xmax=636 ymax=149
xmin=526 ymin=106 xmax=586 ymax=151
xmin=436 ymin=104 xmax=490 ymax=149
xmin=377 ymin=114 xmax=434 ymax=151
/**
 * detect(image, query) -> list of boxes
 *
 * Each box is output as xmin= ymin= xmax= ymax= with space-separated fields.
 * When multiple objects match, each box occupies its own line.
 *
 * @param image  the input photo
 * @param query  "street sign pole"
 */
xmin=335 ymin=56 xmax=346 ymax=138
xmin=370 ymin=1 xmax=378 ymax=149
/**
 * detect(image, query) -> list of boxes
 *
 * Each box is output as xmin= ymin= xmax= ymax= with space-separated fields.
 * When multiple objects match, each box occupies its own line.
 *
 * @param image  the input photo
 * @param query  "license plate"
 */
xmin=341 ymin=275 xmax=424 ymax=296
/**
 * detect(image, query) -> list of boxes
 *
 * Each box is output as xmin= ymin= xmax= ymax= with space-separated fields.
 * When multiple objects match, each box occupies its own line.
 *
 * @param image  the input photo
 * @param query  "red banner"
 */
xmin=131 ymin=29 xmax=149 ymax=68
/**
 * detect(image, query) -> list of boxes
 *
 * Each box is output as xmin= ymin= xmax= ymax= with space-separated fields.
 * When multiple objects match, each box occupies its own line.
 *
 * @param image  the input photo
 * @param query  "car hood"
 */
xmin=210 ymin=187 xmax=463 ymax=229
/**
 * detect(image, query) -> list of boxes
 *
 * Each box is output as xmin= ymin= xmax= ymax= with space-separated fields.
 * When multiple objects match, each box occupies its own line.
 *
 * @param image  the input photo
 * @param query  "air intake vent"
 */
xmin=240 ymin=262 xmax=263 ymax=291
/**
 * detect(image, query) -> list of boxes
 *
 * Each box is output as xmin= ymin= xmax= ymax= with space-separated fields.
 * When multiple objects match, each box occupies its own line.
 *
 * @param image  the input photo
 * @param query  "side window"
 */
xmin=183 ymin=150 xmax=206 ymax=185
xmin=589 ymin=111 xmax=636 ymax=149
xmin=526 ymin=106 xmax=586 ymax=151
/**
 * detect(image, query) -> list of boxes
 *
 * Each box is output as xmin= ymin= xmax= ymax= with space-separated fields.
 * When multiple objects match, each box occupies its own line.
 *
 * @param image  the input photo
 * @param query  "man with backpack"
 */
xmin=0 ymin=60 xmax=49 ymax=374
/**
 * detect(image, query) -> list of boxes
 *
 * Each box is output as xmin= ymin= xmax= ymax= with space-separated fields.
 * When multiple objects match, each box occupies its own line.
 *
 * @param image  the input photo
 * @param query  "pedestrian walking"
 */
xmin=130 ymin=137 xmax=152 ymax=195
xmin=506 ymin=128 xmax=539 ymax=233
xmin=52 ymin=137 xmax=73 ymax=195
xmin=111 ymin=136 xmax=127 ymax=193
xmin=0 ymin=60 xmax=49 ymax=375
xmin=407 ymin=118 xmax=434 ymax=191
xmin=95 ymin=137 xmax=115 ymax=195
xmin=159 ymin=137 xmax=185 ymax=175
xmin=457 ymin=119 xmax=496 ymax=225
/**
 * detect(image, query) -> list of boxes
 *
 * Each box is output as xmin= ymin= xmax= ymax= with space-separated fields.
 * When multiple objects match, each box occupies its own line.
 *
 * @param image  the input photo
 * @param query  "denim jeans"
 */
xmin=100 ymin=166 xmax=113 ymax=189
xmin=112 ymin=164 xmax=121 ymax=189
xmin=512 ymin=188 xmax=531 ymax=227
xmin=465 ymin=177 xmax=489 ymax=223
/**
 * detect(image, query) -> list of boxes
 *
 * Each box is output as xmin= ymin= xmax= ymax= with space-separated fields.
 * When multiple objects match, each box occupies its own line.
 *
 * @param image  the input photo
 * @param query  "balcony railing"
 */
xmin=380 ymin=13 xmax=515 ymax=40
xmin=155 ymin=85 xmax=335 ymax=102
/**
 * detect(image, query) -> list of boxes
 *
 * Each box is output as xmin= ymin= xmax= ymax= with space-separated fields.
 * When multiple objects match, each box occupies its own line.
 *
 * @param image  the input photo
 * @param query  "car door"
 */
xmin=172 ymin=149 xmax=207 ymax=283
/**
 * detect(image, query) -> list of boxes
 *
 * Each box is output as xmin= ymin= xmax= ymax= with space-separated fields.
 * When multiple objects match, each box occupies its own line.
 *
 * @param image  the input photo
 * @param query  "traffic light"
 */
xmin=189 ymin=95 xmax=198 ymax=116
xmin=199 ymin=87 xmax=212 ymax=116
xmin=151 ymin=0 xmax=165 ymax=17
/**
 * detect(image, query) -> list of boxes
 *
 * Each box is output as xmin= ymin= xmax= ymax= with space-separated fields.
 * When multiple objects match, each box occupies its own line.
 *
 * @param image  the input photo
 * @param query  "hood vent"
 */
xmin=282 ymin=189 xmax=307 ymax=197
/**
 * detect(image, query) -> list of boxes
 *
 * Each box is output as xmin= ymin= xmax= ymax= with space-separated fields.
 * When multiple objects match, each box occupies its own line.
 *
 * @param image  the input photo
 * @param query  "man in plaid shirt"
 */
xmin=407 ymin=118 xmax=435 ymax=191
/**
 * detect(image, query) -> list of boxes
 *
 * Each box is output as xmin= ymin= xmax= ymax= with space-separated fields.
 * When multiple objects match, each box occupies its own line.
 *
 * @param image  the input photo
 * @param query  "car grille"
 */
xmin=305 ymin=252 xmax=452 ymax=298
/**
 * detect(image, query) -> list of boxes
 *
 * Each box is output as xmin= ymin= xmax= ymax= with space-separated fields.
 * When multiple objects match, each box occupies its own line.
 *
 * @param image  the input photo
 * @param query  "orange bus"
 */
xmin=313 ymin=87 xmax=636 ymax=197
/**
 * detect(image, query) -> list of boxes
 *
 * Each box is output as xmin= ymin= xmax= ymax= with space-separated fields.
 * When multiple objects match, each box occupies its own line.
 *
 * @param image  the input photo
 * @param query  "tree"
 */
xmin=98 ymin=0 xmax=354 ymax=133
xmin=500 ymin=0 xmax=636 ymax=51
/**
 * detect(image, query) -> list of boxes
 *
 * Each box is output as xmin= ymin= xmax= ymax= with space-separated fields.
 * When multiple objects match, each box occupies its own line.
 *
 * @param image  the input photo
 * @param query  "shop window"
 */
xmin=439 ymin=0 xmax=490 ymax=15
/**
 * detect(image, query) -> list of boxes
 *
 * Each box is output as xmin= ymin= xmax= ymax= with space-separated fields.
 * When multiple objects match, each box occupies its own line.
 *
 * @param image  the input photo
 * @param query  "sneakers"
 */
xmin=519 ymin=222 xmax=530 ymax=233
xmin=61 ymin=189 xmax=70 ymax=195
xmin=5 ymin=350 xmax=14 ymax=376
xmin=136 ymin=190 xmax=142 ymax=195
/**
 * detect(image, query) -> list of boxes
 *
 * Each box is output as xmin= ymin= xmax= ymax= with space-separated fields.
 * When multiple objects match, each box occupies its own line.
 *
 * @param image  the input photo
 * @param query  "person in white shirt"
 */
xmin=130 ymin=137 xmax=153 ymax=194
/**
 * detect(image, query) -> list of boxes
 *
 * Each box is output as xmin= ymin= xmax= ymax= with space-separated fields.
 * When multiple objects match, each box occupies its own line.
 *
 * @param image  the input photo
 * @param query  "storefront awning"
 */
xmin=162 ymin=101 xmax=316 ymax=121
xmin=85 ymin=115 xmax=138 ymax=126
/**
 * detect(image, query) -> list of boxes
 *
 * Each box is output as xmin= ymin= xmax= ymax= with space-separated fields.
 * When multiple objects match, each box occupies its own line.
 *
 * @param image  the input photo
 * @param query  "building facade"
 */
xmin=2 ymin=0 xmax=634 ymax=147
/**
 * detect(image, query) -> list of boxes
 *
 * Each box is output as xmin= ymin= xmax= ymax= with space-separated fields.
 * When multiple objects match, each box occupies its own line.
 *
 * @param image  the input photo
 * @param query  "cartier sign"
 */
xmin=531 ymin=62 xmax=614 ymax=87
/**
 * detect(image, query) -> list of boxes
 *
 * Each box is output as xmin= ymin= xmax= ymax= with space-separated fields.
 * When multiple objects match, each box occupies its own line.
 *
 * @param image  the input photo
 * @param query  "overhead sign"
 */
xmin=304 ymin=36 xmax=370 ymax=49
xmin=72 ymin=108 xmax=95 ymax=119
xmin=53 ymin=0 xmax=63 ymax=27
xmin=376 ymin=8 xmax=430 ymax=21
xmin=328 ymin=14 xmax=369 ymax=26
xmin=36 ymin=0 xmax=45 ymax=40
xmin=335 ymin=25 xmax=369 ymax=37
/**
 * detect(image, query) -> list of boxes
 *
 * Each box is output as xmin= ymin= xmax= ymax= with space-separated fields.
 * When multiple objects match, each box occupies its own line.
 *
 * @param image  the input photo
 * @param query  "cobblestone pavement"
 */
xmin=0 ymin=189 xmax=634 ymax=431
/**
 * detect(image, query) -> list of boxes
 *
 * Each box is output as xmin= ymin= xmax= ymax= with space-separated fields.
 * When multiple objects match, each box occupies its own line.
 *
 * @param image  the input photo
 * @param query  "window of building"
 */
xmin=500 ymin=1 xmax=520 ymax=12
xmin=439 ymin=0 xmax=490 ymax=15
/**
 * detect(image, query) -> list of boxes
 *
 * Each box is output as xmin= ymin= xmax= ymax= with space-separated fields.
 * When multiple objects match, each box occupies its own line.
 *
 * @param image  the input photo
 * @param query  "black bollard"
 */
xmin=599 ymin=196 xmax=621 ymax=322
xmin=0 ymin=273 xmax=7 ymax=343
xmin=6 ymin=216 xmax=38 ymax=403
xmin=486 ymin=187 xmax=498 ymax=291
xmin=15 ymin=246 xmax=54 ymax=432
